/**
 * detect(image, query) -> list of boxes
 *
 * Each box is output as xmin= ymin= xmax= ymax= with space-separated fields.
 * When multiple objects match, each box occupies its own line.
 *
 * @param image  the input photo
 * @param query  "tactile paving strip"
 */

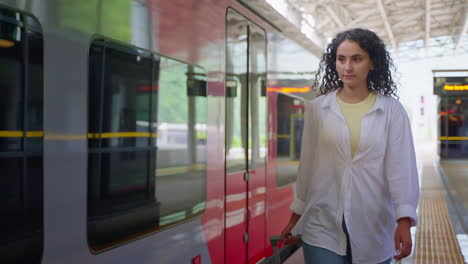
xmin=413 ymin=164 xmax=465 ymax=264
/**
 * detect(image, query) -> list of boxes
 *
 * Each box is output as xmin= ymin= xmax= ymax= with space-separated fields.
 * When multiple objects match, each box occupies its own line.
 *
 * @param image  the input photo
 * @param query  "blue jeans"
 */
xmin=302 ymin=220 xmax=392 ymax=264
xmin=302 ymin=243 xmax=392 ymax=264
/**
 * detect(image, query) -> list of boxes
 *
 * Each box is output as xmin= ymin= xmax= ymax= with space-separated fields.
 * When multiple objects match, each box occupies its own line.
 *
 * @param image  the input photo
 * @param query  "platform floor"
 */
xmin=282 ymin=142 xmax=468 ymax=264
xmin=413 ymin=156 xmax=465 ymax=263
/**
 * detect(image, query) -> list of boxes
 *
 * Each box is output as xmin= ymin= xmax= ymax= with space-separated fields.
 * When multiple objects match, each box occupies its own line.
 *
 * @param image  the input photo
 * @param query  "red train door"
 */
xmin=225 ymin=9 xmax=268 ymax=264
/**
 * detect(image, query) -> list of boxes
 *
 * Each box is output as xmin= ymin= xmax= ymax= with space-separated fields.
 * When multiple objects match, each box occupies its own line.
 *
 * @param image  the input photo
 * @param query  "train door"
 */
xmin=225 ymin=9 xmax=268 ymax=264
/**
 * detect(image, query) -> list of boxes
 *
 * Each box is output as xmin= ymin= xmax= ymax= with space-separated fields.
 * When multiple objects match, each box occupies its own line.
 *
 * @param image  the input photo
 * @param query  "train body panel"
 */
xmin=0 ymin=0 xmax=316 ymax=263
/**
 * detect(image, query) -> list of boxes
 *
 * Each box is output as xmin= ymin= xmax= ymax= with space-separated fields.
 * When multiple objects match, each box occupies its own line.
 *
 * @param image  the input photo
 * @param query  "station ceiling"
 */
xmin=241 ymin=0 xmax=468 ymax=61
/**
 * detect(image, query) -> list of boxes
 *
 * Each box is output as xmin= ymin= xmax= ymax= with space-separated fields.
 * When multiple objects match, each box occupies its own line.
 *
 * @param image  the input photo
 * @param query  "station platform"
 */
xmin=281 ymin=142 xmax=468 ymax=264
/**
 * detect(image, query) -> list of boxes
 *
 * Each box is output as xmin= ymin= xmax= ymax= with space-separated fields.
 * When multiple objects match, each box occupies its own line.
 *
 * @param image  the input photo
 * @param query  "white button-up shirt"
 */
xmin=290 ymin=90 xmax=419 ymax=264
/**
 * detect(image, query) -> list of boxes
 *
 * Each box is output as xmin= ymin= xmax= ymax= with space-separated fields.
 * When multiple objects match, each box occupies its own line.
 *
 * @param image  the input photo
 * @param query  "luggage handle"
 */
xmin=269 ymin=235 xmax=282 ymax=264
xmin=270 ymin=235 xmax=302 ymax=264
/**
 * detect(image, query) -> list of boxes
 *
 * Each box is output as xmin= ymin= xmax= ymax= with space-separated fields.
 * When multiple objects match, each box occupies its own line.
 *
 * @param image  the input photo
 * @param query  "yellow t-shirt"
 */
xmin=337 ymin=92 xmax=377 ymax=158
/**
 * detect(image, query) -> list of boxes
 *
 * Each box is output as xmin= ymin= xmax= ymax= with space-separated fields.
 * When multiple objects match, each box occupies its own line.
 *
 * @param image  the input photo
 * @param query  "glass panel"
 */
xmin=26 ymin=30 xmax=44 ymax=155
xmin=0 ymin=158 xmax=23 ymax=220
xmin=88 ymin=38 xmax=207 ymax=250
xmin=276 ymin=94 xmax=304 ymax=187
xmin=156 ymin=58 xmax=207 ymax=224
xmin=101 ymin=45 xmax=153 ymax=148
xmin=88 ymin=40 xmax=156 ymax=248
xmin=88 ymin=43 xmax=104 ymax=149
xmin=0 ymin=10 xmax=43 ymax=263
xmin=249 ymin=25 xmax=267 ymax=169
xmin=439 ymin=96 xmax=468 ymax=158
xmin=226 ymin=11 xmax=248 ymax=173
xmin=446 ymin=114 xmax=467 ymax=138
xmin=446 ymin=97 xmax=468 ymax=116
xmin=25 ymin=156 xmax=43 ymax=225
xmin=0 ymin=11 xmax=23 ymax=152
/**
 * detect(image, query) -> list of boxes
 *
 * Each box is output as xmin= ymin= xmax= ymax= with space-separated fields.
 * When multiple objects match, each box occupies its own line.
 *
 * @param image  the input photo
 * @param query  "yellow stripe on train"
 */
xmin=0 ymin=131 xmax=157 ymax=139
xmin=0 ymin=131 xmax=44 ymax=137
xmin=88 ymin=132 xmax=158 ymax=138
xmin=439 ymin=136 xmax=468 ymax=141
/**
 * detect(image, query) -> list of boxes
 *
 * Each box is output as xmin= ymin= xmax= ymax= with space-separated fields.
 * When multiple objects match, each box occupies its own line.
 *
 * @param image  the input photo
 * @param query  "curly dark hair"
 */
xmin=313 ymin=28 xmax=398 ymax=98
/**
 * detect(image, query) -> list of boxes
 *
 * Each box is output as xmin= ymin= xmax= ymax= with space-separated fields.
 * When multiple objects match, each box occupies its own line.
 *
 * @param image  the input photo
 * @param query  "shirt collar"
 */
xmin=319 ymin=89 xmax=385 ymax=113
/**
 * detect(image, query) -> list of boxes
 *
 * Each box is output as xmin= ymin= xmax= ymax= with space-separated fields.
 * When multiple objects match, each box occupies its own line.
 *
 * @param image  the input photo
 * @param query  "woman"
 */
xmin=280 ymin=28 xmax=419 ymax=264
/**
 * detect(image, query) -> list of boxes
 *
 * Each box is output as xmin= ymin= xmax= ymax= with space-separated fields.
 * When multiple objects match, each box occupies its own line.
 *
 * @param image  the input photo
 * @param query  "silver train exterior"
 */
xmin=0 ymin=0 xmax=318 ymax=263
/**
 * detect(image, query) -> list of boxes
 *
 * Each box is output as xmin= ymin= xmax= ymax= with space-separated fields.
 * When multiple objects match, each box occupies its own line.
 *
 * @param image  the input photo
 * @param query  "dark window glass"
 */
xmin=0 ymin=9 xmax=43 ymax=263
xmin=446 ymin=97 xmax=467 ymax=116
xmin=0 ymin=11 xmax=23 ymax=152
xmin=276 ymin=94 xmax=304 ymax=187
xmin=439 ymin=96 xmax=468 ymax=158
xmin=88 ymin=39 xmax=207 ymax=250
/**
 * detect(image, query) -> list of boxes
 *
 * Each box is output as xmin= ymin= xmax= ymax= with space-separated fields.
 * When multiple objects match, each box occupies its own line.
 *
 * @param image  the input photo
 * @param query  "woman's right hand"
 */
xmin=280 ymin=224 xmax=300 ymax=245
xmin=281 ymin=212 xmax=302 ymax=245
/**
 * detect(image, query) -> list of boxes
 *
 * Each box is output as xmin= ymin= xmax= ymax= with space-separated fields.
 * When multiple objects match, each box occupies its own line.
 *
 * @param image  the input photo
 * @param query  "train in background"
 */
xmin=434 ymin=74 xmax=468 ymax=158
xmin=0 ymin=1 xmax=316 ymax=263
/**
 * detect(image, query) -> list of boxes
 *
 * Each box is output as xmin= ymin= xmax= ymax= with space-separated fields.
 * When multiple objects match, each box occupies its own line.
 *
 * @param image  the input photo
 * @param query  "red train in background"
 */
xmin=0 ymin=0 xmax=316 ymax=263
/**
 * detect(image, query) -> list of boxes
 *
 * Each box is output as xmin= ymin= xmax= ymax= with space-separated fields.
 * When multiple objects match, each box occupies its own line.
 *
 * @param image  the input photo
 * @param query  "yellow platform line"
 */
xmin=413 ymin=163 xmax=464 ymax=263
xmin=156 ymin=163 xmax=205 ymax=176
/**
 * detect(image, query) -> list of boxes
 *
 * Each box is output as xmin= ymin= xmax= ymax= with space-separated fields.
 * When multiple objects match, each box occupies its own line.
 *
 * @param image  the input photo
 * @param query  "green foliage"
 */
xmin=158 ymin=60 xmax=207 ymax=124
xmin=59 ymin=0 xmax=97 ymax=34
xmin=136 ymin=95 xmax=150 ymax=122
xmin=101 ymin=0 xmax=131 ymax=41
xmin=231 ymin=136 xmax=242 ymax=148
xmin=59 ymin=0 xmax=131 ymax=42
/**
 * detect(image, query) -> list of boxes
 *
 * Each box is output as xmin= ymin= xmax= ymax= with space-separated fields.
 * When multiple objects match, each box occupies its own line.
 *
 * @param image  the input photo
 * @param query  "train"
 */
xmin=0 ymin=0 xmax=318 ymax=263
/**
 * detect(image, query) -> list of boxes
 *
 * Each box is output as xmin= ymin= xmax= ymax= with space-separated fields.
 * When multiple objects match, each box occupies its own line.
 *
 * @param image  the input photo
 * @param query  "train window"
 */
xmin=0 ymin=8 xmax=44 ymax=263
xmin=226 ymin=16 xmax=248 ymax=173
xmin=88 ymin=38 xmax=207 ymax=251
xmin=275 ymin=94 xmax=304 ymax=187
xmin=248 ymin=25 xmax=267 ymax=169
xmin=439 ymin=96 xmax=468 ymax=158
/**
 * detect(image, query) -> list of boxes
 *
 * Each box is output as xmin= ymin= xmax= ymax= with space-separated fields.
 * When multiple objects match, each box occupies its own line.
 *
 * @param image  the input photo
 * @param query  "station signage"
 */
xmin=434 ymin=76 xmax=468 ymax=95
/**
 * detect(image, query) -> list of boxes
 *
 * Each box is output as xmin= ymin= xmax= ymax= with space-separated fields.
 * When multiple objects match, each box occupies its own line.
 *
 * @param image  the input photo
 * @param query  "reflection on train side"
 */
xmin=275 ymin=93 xmax=304 ymax=187
xmin=0 ymin=10 xmax=44 ymax=264
xmin=87 ymin=38 xmax=207 ymax=251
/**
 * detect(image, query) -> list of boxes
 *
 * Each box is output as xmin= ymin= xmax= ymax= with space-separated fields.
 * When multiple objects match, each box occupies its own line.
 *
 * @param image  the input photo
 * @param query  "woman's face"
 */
xmin=335 ymin=39 xmax=374 ymax=89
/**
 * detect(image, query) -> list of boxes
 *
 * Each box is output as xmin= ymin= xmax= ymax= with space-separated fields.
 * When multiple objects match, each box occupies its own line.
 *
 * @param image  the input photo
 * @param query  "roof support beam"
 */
xmin=316 ymin=16 xmax=331 ymax=29
xmin=425 ymin=0 xmax=431 ymax=56
xmin=329 ymin=9 xmax=377 ymax=37
xmin=454 ymin=12 xmax=468 ymax=54
xmin=391 ymin=10 xmax=424 ymax=29
xmin=301 ymin=14 xmax=326 ymax=47
xmin=322 ymin=5 xmax=345 ymax=29
xmin=347 ymin=9 xmax=376 ymax=28
xmin=375 ymin=0 xmax=397 ymax=48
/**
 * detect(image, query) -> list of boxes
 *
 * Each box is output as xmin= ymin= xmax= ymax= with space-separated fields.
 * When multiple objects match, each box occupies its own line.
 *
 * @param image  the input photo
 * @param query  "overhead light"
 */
xmin=267 ymin=86 xmax=312 ymax=93
xmin=444 ymin=85 xmax=468 ymax=91
xmin=0 ymin=39 xmax=14 ymax=48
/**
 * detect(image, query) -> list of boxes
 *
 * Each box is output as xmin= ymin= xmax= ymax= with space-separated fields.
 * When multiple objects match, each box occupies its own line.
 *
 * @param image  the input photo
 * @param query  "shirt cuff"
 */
xmin=395 ymin=204 xmax=418 ymax=226
xmin=290 ymin=199 xmax=305 ymax=215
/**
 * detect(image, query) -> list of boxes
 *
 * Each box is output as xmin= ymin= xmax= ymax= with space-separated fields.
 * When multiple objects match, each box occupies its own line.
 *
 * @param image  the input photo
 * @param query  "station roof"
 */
xmin=240 ymin=0 xmax=468 ymax=61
